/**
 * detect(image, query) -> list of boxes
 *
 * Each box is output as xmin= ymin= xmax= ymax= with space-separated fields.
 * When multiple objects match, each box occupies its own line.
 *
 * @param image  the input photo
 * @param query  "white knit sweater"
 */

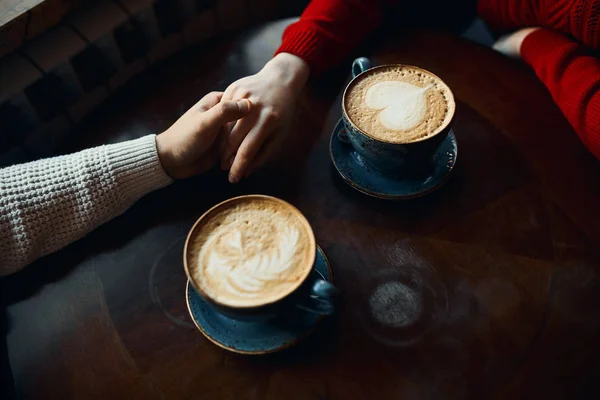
xmin=0 ymin=135 xmax=173 ymax=276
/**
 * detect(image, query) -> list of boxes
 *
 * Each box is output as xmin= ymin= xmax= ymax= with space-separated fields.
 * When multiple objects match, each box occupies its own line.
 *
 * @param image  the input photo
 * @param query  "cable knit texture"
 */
xmin=0 ymin=135 xmax=172 ymax=275
xmin=478 ymin=0 xmax=600 ymax=160
xmin=521 ymin=28 xmax=600 ymax=160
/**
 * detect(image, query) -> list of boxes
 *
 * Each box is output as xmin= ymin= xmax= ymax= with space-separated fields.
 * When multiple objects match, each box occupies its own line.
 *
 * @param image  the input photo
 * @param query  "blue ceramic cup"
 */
xmin=184 ymin=195 xmax=339 ymax=322
xmin=341 ymin=57 xmax=455 ymax=174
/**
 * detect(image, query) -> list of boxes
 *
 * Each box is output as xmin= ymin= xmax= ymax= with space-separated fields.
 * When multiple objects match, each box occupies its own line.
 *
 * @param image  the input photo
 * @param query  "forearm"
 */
xmin=0 ymin=135 xmax=172 ymax=275
xmin=521 ymin=28 xmax=600 ymax=160
xmin=275 ymin=0 xmax=390 ymax=76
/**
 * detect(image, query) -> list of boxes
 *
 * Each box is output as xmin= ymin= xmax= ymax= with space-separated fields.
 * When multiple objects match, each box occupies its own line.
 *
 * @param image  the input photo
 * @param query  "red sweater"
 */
xmin=276 ymin=0 xmax=600 ymax=161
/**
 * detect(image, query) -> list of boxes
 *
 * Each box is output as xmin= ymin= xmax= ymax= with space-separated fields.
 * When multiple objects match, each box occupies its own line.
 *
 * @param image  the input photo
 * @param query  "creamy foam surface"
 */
xmin=187 ymin=197 xmax=315 ymax=308
xmin=345 ymin=66 xmax=455 ymax=143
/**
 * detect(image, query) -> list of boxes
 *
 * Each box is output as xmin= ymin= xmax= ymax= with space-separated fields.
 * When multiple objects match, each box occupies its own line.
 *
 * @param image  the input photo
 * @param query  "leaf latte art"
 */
xmin=204 ymin=226 xmax=299 ymax=298
xmin=187 ymin=196 xmax=315 ymax=308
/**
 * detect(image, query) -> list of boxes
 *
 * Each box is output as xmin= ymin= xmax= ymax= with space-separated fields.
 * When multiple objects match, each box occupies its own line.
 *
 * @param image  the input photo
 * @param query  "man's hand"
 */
xmin=493 ymin=27 xmax=540 ymax=59
xmin=220 ymin=53 xmax=310 ymax=183
xmin=156 ymin=92 xmax=251 ymax=179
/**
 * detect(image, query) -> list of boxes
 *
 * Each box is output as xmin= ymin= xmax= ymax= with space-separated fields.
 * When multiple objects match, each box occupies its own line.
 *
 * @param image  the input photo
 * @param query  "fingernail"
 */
xmin=237 ymin=99 xmax=250 ymax=113
xmin=229 ymin=172 xmax=239 ymax=184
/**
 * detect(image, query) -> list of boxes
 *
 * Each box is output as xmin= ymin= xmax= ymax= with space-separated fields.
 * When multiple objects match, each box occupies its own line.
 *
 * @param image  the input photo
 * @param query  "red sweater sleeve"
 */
xmin=477 ymin=0 xmax=543 ymax=31
xmin=521 ymin=28 xmax=600 ymax=161
xmin=275 ymin=0 xmax=391 ymax=76
xmin=477 ymin=0 xmax=600 ymax=48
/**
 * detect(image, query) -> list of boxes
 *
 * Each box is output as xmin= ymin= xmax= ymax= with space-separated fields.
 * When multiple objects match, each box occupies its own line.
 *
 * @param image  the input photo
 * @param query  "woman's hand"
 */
xmin=220 ymin=53 xmax=310 ymax=183
xmin=492 ymin=27 xmax=540 ymax=59
xmin=156 ymin=92 xmax=251 ymax=179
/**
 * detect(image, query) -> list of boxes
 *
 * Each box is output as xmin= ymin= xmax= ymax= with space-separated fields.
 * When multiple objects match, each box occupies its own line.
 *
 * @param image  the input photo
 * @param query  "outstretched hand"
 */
xmin=156 ymin=92 xmax=252 ymax=179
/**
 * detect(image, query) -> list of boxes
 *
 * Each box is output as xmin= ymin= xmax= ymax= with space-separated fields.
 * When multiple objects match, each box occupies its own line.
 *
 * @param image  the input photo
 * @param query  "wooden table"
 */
xmin=3 ymin=18 xmax=600 ymax=399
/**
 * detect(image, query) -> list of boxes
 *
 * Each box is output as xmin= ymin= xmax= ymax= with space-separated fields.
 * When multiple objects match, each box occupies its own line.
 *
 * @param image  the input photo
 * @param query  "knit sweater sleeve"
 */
xmin=275 ymin=0 xmax=390 ymax=76
xmin=520 ymin=28 xmax=600 ymax=161
xmin=477 ymin=0 xmax=543 ymax=31
xmin=0 ymin=135 xmax=173 ymax=275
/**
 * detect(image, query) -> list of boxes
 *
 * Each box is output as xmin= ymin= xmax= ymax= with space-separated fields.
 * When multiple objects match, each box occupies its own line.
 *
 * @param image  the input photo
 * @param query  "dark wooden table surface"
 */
xmin=2 ymin=18 xmax=600 ymax=399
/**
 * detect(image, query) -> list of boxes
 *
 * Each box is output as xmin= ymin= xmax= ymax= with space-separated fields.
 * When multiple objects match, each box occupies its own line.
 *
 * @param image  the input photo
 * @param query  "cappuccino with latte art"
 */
xmin=344 ymin=65 xmax=455 ymax=143
xmin=185 ymin=196 xmax=316 ymax=308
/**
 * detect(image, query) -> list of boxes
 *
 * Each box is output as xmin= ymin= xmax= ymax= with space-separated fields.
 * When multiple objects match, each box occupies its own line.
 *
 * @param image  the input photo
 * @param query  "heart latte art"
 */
xmin=187 ymin=196 xmax=315 ymax=308
xmin=365 ymin=81 xmax=433 ymax=131
xmin=345 ymin=65 xmax=455 ymax=143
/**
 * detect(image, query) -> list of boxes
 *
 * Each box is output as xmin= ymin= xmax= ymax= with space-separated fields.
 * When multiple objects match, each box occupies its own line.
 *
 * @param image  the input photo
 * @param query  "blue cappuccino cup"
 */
xmin=184 ymin=195 xmax=339 ymax=322
xmin=340 ymin=57 xmax=456 ymax=175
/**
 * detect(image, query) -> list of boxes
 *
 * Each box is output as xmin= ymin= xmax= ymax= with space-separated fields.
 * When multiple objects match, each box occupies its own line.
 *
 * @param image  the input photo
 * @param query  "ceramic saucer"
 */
xmin=330 ymin=118 xmax=458 ymax=200
xmin=186 ymin=246 xmax=333 ymax=355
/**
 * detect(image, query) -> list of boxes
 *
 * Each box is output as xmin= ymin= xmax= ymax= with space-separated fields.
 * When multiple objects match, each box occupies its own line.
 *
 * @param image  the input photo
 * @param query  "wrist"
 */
xmin=517 ymin=27 xmax=541 ymax=56
xmin=155 ymin=132 xmax=176 ymax=179
xmin=264 ymin=53 xmax=310 ymax=90
xmin=106 ymin=135 xmax=173 ymax=201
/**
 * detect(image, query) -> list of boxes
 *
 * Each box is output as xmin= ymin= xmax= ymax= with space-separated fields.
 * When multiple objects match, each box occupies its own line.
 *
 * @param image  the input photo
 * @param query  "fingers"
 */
xmin=197 ymin=91 xmax=224 ymax=112
xmin=221 ymin=112 xmax=259 ymax=169
xmin=200 ymin=99 xmax=252 ymax=134
xmin=222 ymin=83 xmax=237 ymax=101
xmin=217 ymin=121 xmax=235 ymax=165
xmin=222 ymin=81 xmax=250 ymax=103
xmin=243 ymin=137 xmax=277 ymax=178
xmin=228 ymin=112 xmax=275 ymax=183
xmin=218 ymin=82 xmax=251 ymax=165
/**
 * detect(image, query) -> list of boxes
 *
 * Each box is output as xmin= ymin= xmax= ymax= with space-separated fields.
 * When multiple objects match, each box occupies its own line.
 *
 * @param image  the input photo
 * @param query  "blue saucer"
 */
xmin=186 ymin=246 xmax=333 ymax=355
xmin=330 ymin=118 xmax=458 ymax=200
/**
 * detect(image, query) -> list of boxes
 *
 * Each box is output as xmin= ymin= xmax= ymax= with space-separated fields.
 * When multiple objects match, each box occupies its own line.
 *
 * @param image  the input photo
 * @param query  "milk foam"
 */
xmin=345 ymin=66 xmax=455 ymax=143
xmin=365 ymin=82 xmax=432 ymax=131
xmin=188 ymin=197 xmax=314 ymax=308
xmin=204 ymin=224 xmax=299 ymax=298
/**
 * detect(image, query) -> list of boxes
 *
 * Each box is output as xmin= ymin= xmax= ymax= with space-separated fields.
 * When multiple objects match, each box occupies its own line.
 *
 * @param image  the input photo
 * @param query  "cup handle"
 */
xmin=352 ymin=57 xmax=373 ymax=78
xmin=295 ymin=279 xmax=340 ymax=315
